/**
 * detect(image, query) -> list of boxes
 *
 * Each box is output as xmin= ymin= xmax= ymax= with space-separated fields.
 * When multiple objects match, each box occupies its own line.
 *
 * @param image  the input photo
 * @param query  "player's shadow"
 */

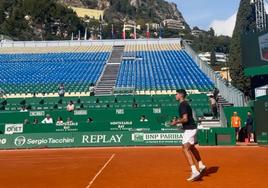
xmin=193 ymin=166 xmax=219 ymax=182
xmin=204 ymin=166 xmax=219 ymax=177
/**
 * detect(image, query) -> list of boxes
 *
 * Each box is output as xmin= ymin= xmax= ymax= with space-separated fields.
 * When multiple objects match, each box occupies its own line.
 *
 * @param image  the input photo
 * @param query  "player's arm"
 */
xmin=171 ymin=114 xmax=188 ymax=126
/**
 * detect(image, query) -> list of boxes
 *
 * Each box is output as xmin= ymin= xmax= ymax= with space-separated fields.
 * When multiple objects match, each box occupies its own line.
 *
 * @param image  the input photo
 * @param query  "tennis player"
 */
xmin=171 ymin=89 xmax=206 ymax=181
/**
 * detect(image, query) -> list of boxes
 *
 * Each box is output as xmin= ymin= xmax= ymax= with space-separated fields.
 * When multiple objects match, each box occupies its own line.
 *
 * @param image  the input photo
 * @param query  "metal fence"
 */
xmin=0 ymin=38 xmax=182 ymax=48
xmin=183 ymin=40 xmax=245 ymax=107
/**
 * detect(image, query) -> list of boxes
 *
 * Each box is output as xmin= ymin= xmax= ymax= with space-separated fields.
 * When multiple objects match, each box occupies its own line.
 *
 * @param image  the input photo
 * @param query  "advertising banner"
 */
xmin=0 ymin=130 xmax=183 ymax=149
xmin=5 ymin=124 xmax=23 ymax=135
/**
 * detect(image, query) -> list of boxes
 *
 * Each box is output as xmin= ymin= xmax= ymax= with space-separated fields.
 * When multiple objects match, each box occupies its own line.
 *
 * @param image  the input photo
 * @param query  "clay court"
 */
xmin=0 ymin=146 xmax=267 ymax=188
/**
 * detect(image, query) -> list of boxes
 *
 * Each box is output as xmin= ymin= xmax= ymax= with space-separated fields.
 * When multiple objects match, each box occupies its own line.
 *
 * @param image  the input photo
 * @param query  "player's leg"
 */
xmin=190 ymin=145 xmax=206 ymax=173
xmin=250 ymin=133 xmax=254 ymax=142
xmin=235 ymin=128 xmax=239 ymax=141
xmin=189 ymin=129 xmax=206 ymax=173
xmin=182 ymin=143 xmax=201 ymax=181
xmin=182 ymin=143 xmax=195 ymax=166
xmin=182 ymin=130 xmax=201 ymax=181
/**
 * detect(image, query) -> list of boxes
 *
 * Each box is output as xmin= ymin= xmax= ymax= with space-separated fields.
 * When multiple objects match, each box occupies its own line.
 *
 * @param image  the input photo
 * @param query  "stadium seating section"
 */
xmin=0 ymin=43 xmax=214 ymax=95
xmin=0 ymin=50 xmax=110 ymax=94
xmin=117 ymin=50 xmax=213 ymax=91
xmin=0 ymin=94 xmax=210 ymax=133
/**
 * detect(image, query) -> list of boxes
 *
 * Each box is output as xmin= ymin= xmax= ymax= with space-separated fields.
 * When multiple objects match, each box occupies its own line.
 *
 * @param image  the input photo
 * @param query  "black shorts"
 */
xmin=247 ymin=125 xmax=254 ymax=134
xmin=235 ymin=128 xmax=240 ymax=133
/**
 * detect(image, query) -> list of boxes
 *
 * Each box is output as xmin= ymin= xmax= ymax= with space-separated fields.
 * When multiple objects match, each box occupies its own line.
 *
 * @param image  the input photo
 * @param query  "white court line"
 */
xmin=0 ymin=156 xmax=112 ymax=160
xmin=86 ymin=153 xmax=115 ymax=188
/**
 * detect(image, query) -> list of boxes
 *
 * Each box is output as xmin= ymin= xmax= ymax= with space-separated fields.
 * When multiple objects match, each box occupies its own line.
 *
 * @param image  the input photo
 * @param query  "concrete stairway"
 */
xmin=94 ymin=46 xmax=124 ymax=96
xmin=198 ymin=95 xmax=234 ymax=129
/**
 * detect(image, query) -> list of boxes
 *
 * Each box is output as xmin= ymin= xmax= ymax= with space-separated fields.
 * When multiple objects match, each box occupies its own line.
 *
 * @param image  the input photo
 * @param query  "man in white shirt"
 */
xmin=209 ymin=96 xmax=218 ymax=119
xmin=67 ymin=101 xmax=75 ymax=112
xmin=41 ymin=114 xmax=53 ymax=124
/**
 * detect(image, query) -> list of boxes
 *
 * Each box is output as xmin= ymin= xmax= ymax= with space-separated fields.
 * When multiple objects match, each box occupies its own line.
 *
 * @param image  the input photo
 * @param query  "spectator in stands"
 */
xmin=87 ymin=117 xmax=94 ymax=123
xmin=41 ymin=114 xmax=53 ymax=124
xmin=231 ymin=112 xmax=241 ymax=141
xmin=66 ymin=117 xmax=73 ymax=124
xmin=56 ymin=117 xmax=63 ymax=125
xmin=89 ymin=85 xmax=95 ymax=96
xmin=66 ymin=101 xmax=75 ymax=112
xmin=209 ymin=96 xmax=218 ymax=119
xmin=213 ymin=88 xmax=219 ymax=102
xmin=20 ymin=106 xmax=28 ymax=112
xmin=0 ymin=88 xmax=5 ymax=98
xmin=23 ymin=119 xmax=30 ymax=125
xmin=58 ymin=83 xmax=65 ymax=97
xmin=132 ymin=102 xmax=138 ymax=108
xmin=140 ymin=115 xmax=148 ymax=122
xmin=33 ymin=118 xmax=39 ymax=125
xmin=245 ymin=111 xmax=254 ymax=142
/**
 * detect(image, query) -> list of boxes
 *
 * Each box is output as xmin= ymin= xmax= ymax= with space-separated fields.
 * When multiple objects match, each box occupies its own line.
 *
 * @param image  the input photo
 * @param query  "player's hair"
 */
xmin=176 ymin=89 xmax=187 ymax=98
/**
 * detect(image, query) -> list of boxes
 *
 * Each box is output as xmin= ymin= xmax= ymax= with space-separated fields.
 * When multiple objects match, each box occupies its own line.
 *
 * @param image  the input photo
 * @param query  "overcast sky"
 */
xmin=168 ymin=0 xmax=268 ymax=36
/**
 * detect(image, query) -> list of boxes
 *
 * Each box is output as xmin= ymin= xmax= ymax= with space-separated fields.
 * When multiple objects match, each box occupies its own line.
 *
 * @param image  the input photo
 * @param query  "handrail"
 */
xmin=183 ymin=40 xmax=245 ymax=107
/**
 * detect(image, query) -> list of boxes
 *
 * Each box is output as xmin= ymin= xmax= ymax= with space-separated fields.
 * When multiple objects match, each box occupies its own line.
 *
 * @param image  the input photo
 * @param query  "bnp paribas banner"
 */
xmin=0 ymin=131 xmax=183 ymax=149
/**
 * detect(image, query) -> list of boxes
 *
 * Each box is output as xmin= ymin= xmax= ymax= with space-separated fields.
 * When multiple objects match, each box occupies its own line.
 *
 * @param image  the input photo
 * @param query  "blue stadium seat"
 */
xmin=116 ymin=50 xmax=214 ymax=91
xmin=0 ymin=52 xmax=110 ymax=93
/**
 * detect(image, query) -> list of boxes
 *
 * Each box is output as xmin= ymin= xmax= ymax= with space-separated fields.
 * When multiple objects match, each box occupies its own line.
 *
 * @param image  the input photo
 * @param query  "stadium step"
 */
xmin=217 ymin=95 xmax=234 ymax=108
xmin=198 ymin=119 xmax=222 ymax=129
xmin=95 ymin=45 xmax=125 ymax=96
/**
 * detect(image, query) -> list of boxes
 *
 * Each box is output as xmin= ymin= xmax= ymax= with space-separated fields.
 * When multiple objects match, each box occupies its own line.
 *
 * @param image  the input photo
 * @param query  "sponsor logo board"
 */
xmin=5 ymin=124 xmax=23 ymax=135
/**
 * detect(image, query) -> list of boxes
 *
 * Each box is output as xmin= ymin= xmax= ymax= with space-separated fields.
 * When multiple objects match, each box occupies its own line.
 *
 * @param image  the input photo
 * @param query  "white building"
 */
xmin=198 ymin=52 xmax=228 ymax=65
xmin=162 ymin=19 xmax=185 ymax=30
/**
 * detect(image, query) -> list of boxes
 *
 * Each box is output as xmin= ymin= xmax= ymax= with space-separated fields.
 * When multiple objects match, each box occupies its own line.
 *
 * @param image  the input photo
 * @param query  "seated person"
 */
xmin=66 ymin=101 xmax=75 ymax=112
xmin=41 ymin=114 xmax=53 ymax=124
xmin=56 ymin=117 xmax=63 ymax=125
xmin=87 ymin=117 xmax=94 ymax=123
xmin=24 ymin=119 xmax=30 ymax=125
xmin=58 ymin=83 xmax=65 ymax=97
xmin=0 ymin=88 xmax=5 ymax=98
xmin=33 ymin=118 xmax=39 ymax=125
xmin=66 ymin=117 xmax=73 ymax=124
xmin=140 ymin=115 xmax=148 ymax=122
xmin=132 ymin=102 xmax=138 ymax=108
xmin=20 ymin=106 xmax=28 ymax=112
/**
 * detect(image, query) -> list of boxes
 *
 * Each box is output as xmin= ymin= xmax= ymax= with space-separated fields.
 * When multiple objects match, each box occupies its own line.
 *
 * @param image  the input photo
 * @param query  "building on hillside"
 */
xmin=162 ymin=19 xmax=185 ymax=30
xmin=191 ymin=29 xmax=205 ymax=37
xmin=150 ymin=23 xmax=160 ymax=30
xmin=219 ymin=67 xmax=231 ymax=82
xmin=199 ymin=52 xmax=228 ymax=65
xmin=70 ymin=6 xmax=104 ymax=21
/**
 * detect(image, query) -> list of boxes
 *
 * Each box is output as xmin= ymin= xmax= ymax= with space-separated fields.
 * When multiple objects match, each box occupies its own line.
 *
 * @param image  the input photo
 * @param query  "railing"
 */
xmin=183 ymin=41 xmax=245 ymax=107
xmin=219 ymin=105 xmax=228 ymax=127
xmin=0 ymin=38 xmax=182 ymax=48
xmin=112 ymin=87 xmax=136 ymax=95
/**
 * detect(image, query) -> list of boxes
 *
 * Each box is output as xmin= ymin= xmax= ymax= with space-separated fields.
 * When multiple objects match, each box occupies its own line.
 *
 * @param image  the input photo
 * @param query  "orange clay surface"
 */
xmin=0 ymin=146 xmax=267 ymax=188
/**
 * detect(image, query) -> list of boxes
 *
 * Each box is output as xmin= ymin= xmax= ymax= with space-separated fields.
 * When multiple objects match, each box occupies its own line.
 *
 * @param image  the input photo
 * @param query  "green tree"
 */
xmin=0 ymin=0 xmax=85 ymax=40
xmin=210 ymin=49 xmax=217 ymax=66
xmin=229 ymin=0 xmax=256 ymax=92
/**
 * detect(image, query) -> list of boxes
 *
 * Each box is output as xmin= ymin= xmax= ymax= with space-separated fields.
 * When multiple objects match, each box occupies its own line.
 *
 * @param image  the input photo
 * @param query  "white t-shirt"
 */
xmin=210 ymin=98 xmax=216 ymax=106
xmin=67 ymin=104 xmax=75 ymax=111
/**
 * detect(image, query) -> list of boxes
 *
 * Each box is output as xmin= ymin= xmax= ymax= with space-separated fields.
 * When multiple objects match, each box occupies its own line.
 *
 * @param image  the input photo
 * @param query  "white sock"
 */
xmin=198 ymin=161 xmax=205 ymax=168
xmin=191 ymin=165 xmax=199 ymax=173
